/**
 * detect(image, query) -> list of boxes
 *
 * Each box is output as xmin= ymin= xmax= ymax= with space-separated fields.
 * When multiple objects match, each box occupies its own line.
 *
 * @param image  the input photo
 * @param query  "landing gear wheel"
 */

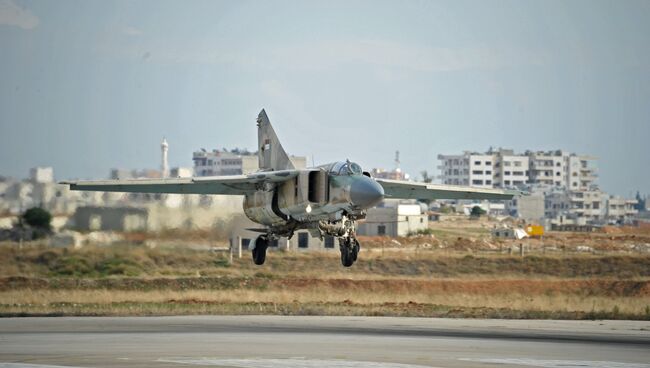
xmin=252 ymin=235 xmax=269 ymax=265
xmin=351 ymin=238 xmax=360 ymax=262
xmin=339 ymin=238 xmax=356 ymax=267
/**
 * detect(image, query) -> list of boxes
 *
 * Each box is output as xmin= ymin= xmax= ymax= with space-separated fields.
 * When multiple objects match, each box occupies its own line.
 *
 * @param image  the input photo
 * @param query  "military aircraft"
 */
xmin=61 ymin=109 xmax=518 ymax=267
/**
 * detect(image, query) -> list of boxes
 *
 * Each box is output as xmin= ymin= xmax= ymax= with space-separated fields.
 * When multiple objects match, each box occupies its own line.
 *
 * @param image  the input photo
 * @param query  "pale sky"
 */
xmin=1 ymin=0 xmax=649 ymax=196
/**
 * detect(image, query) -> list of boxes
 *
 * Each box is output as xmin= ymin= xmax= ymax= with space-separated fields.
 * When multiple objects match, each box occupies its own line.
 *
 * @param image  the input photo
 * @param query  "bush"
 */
xmin=470 ymin=206 xmax=486 ymax=217
xmin=407 ymin=228 xmax=436 ymax=237
xmin=22 ymin=207 xmax=52 ymax=231
xmin=51 ymin=256 xmax=94 ymax=276
xmin=96 ymin=257 xmax=143 ymax=276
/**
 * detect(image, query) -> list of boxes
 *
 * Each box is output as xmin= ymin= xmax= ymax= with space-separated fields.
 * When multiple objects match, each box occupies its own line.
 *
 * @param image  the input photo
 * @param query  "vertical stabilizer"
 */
xmin=257 ymin=109 xmax=295 ymax=171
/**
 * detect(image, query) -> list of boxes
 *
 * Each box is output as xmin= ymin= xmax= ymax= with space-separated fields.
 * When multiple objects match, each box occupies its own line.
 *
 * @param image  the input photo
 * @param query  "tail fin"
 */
xmin=257 ymin=109 xmax=295 ymax=171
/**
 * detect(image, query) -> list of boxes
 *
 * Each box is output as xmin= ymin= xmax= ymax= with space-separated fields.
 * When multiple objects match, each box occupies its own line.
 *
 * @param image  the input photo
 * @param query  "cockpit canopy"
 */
xmin=325 ymin=161 xmax=363 ymax=176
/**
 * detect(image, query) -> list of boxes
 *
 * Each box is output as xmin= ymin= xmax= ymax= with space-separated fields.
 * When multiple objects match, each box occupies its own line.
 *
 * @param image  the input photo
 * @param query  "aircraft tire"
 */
xmin=351 ymin=238 xmax=360 ymax=262
xmin=252 ymin=236 xmax=268 ymax=265
xmin=340 ymin=240 xmax=355 ymax=267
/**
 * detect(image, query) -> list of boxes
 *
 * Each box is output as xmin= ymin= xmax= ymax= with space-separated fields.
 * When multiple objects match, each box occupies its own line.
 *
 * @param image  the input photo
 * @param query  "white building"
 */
xmin=494 ymin=149 xmax=529 ymax=188
xmin=605 ymin=196 xmax=638 ymax=224
xmin=193 ymin=149 xmax=307 ymax=177
xmin=29 ymin=167 xmax=53 ymax=184
xmin=357 ymin=200 xmax=428 ymax=237
xmin=438 ymin=148 xmax=596 ymax=190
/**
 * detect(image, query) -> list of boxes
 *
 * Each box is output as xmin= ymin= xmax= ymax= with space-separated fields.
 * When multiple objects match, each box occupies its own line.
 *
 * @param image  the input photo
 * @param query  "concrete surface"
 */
xmin=0 ymin=316 xmax=649 ymax=368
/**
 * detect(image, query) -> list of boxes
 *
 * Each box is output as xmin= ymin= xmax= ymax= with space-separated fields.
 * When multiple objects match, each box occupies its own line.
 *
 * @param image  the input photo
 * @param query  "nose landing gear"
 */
xmin=340 ymin=237 xmax=360 ymax=267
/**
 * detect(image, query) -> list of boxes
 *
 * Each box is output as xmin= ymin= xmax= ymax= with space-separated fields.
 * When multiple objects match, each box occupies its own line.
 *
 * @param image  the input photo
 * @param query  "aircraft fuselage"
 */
xmin=243 ymin=161 xmax=384 ymax=232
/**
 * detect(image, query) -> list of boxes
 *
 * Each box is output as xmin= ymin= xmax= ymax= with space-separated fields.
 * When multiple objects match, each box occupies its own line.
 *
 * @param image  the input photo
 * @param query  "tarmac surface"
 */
xmin=0 ymin=316 xmax=649 ymax=368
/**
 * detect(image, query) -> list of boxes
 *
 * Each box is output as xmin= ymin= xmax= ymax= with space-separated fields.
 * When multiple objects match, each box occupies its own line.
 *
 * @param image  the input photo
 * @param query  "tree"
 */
xmin=420 ymin=170 xmax=433 ymax=183
xmin=22 ymin=207 xmax=52 ymax=231
xmin=470 ymin=205 xmax=486 ymax=217
xmin=635 ymin=191 xmax=646 ymax=212
xmin=417 ymin=170 xmax=435 ymax=206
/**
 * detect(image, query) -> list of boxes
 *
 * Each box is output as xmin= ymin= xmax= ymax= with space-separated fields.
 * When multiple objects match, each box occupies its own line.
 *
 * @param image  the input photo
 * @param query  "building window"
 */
xmin=269 ymin=239 xmax=279 ymax=248
xmin=324 ymin=236 xmax=335 ymax=248
xmin=420 ymin=218 xmax=424 ymax=223
xmin=377 ymin=225 xmax=386 ymax=235
xmin=485 ymin=171 xmax=492 ymax=175
xmin=472 ymin=170 xmax=483 ymax=175
xmin=486 ymin=180 xmax=492 ymax=185
xmin=485 ymin=161 xmax=492 ymax=166
xmin=514 ymin=161 xmax=522 ymax=167
xmin=472 ymin=180 xmax=483 ymax=185
xmin=474 ymin=161 xmax=481 ymax=165
xmin=556 ymin=172 xmax=561 ymax=176
xmin=242 ymin=238 xmax=251 ymax=250
xmin=504 ymin=171 xmax=511 ymax=175
xmin=504 ymin=161 xmax=511 ymax=166
xmin=298 ymin=233 xmax=309 ymax=248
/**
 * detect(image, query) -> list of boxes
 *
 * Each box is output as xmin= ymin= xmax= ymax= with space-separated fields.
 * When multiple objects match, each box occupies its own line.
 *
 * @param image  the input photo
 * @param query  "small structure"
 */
xmin=491 ymin=228 xmax=516 ymax=239
xmin=228 ymin=215 xmax=336 ymax=254
xmin=357 ymin=200 xmax=428 ymax=237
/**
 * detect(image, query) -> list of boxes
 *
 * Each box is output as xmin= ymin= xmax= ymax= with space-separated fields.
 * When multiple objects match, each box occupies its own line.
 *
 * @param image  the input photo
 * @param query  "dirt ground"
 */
xmin=1 ymin=221 xmax=649 ymax=319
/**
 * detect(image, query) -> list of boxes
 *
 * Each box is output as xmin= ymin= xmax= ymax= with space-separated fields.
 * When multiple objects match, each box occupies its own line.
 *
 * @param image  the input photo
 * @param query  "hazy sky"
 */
xmin=1 ymin=0 xmax=649 ymax=196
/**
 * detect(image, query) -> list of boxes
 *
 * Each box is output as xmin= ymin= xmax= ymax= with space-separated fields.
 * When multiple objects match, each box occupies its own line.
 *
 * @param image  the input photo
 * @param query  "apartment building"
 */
xmin=494 ymin=149 xmax=529 ymax=188
xmin=606 ymin=196 xmax=638 ymax=223
xmin=527 ymin=150 xmax=597 ymax=190
xmin=438 ymin=149 xmax=596 ymax=190
xmin=437 ymin=153 xmax=494 ymax=188
xmin=193 ymin=149 xmax=307 ymax=177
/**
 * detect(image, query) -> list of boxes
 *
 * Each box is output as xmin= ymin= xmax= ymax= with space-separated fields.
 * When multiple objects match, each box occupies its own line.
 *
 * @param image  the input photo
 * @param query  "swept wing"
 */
xmin=60 ymin=170 xmax=299 ymax=195
xmin=376 ymin=179 xmax=519 ymax=201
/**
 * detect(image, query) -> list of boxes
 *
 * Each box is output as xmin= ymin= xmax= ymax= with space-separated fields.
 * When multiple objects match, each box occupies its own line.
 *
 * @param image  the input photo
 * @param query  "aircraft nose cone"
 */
xmin=350 ymin=177 xmax=385 ymax=209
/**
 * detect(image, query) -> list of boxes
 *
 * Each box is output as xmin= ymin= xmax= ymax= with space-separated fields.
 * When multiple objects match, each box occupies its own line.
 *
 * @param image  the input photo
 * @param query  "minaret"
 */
xmin=161 ymin=137 xmax=169 ymax=178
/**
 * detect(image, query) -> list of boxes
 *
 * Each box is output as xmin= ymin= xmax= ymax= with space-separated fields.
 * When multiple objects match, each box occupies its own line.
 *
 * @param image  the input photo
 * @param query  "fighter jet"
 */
xmin=61 ymin=110 xmax=518 ymax=267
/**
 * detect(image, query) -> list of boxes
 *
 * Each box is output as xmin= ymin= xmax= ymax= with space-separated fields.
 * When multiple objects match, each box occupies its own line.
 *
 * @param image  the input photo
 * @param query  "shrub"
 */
xmin=51 ymin=256 xmax=93 ymax=276
xmin=470 ymin=206 xmax=486 ymax=217
xmin=96 ymin=257 xmax=143 ymax=276
xmin=22 ymin=207 xmax=52 ymax=231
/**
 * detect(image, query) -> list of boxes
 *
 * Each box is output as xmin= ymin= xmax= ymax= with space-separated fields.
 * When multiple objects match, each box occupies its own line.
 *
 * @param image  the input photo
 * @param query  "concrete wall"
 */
xmin=73 ymin=206 xmax=148 ymax=232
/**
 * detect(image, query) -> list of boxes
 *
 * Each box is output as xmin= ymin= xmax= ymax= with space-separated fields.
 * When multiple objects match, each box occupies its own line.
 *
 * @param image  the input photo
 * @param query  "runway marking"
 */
xmin=0 ymin=364 xmax=85 ymax=368
xmin=157 ymin=358 xmax=437 ymax=368
xmin=459 ymin=358 xmax=650 ymax=368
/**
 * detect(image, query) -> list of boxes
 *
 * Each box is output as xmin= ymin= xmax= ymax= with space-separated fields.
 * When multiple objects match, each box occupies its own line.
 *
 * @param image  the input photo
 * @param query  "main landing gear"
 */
xmin=252 ymin=235 xmax=269 ymax=265
xmin=340 ymin=237 xmax=360 ymax=267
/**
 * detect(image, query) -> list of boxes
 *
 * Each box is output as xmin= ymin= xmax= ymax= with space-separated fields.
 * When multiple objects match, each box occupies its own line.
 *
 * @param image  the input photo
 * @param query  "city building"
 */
xmin=371 ymin=151 xmax=410 ymax=181
xmin=193 ymin=149 xmax=306 ymax=176
xmin=29 ymin=167 xmax=54 ymax=183
xmin=507 ymin=191 xmax=545 ymax=223
xmin=438 ymin=148 xmax=596 ymax=190
xmin=605 ymin=196 xmax=638 ymax=224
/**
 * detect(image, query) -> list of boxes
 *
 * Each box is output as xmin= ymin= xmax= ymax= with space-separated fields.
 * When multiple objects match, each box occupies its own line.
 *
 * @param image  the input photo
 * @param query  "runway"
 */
xmin=0 ymin=316 xmax=649 ymax=368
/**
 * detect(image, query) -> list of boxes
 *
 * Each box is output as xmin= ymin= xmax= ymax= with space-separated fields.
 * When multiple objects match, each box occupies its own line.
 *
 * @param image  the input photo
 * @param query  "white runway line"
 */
xmin=157 ymin=358 xmax=437 ymax=368
xmin=460 ymin=358 xmax=650 ymax=368
xmin=0 ymin=364 xmax=84 ymax=368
